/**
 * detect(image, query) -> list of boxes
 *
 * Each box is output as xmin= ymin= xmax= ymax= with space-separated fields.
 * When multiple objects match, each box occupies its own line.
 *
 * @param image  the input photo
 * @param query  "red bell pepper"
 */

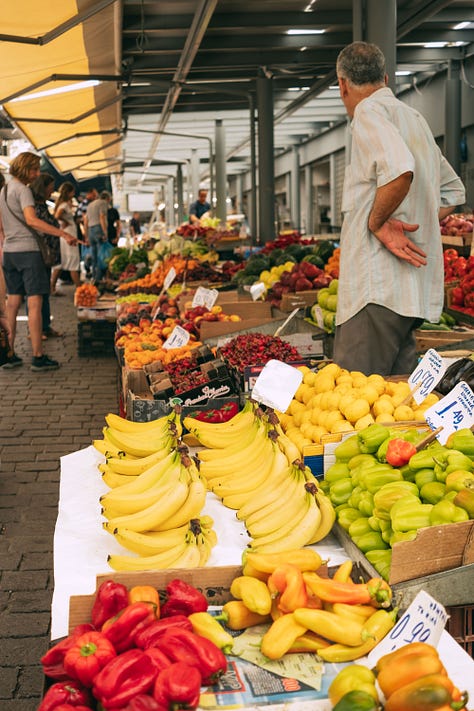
xmin=160 ymin=579 xmax=208 ymax=618
xmin=154 ymin=627 xmax=227 ymax=685
xmin=41 ymin=625 xmax=95 ymax=681
xmin=102 ymin=601 xmax=156 ymax=653
xmin=92 ymin=648 xmax=159 ymax=709
xmin=134 ymin=615 xmax=193 ymax=649
xmin=385 ymin=438 xmax=417 ymax=467
xmin=63 ymin=631 xmax=116 ymax=687
xmin=144 ymin=647 xmax=173 ymax=671
xmin=107 ymin=694 xmax=162 ymax=711
xmin=48 ymin=706 xmax=93 ymax=711
xmin=91 ymin=580 xmax=129 ymax=630
xmin=154 ymin=662 xmax=202 ymax=711
xmin=37 ymin=681 xmax=92 ymax=711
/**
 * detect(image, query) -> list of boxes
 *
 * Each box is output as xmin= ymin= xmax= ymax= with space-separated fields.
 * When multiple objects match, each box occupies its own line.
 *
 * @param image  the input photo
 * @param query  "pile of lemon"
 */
xmin=277 ymin=362 xmax=438 ymax=452
xmin=259 ymin=261 xmax=300 ymax=290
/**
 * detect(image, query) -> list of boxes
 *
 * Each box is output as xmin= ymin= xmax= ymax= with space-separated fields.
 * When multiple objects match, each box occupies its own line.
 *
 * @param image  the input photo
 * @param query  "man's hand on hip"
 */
xmin=372 ymin=218 xmax=427 ymax=267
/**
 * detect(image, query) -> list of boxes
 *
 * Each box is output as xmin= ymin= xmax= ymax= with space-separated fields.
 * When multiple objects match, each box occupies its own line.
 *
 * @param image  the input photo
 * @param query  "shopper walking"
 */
xmin=0 ymin=151 xmax=76 ymax=371
xmin=51 ymin=181 xmax=81 ymax=293
xmin=29 ymin=173 xmax=63 ymax=339
xmin=333 ymin=41 xmax=465 ymax=376
xmin=83 ymin=189 xmax=107 ymax=284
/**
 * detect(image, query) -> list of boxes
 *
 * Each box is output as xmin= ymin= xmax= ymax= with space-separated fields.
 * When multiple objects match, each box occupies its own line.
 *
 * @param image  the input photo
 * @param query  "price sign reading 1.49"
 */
xmin=408 ymin=348 xmax=447 ymax=406
xmin=423 ymin=380 xmax=474 ymax=444
xmin=162 ymin=325 xmax=190 ymax=350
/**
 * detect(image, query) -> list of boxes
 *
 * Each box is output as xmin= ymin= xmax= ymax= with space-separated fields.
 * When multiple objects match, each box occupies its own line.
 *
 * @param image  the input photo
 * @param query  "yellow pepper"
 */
xmin=292 ymin=607 xmax=365 ymax=647
xmin=328 ymin=664 xmax=378 ymax=706
xmin=242 ymin=548 xmax=324 ymax=575
xmin=316 ymin=607 xmax=398 ymax=662
xmin=217 ymin=600 xmax=270 ymax=630
xmin=188 ymin=611 xmax=234 ymax=653
xmin=230 ymin=575 xmax=272 ymax=615
xmin=128 ymin=585 xmax=160 ymax=614
xmin=260 ymin=612 xmax=308 ymax=660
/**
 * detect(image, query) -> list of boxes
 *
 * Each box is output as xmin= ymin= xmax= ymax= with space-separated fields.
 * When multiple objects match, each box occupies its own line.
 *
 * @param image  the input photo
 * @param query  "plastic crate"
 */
xmin=78 ymin=320 xmax=116 ymax=357
xmin=446 ymin=605 xmax=474 ymax=658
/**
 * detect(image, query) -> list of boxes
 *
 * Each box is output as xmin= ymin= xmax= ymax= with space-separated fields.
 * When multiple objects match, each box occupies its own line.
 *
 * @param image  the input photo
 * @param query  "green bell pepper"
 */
xmin=391 ymin=500 xmax=433 ymax=532
xmin=361 ymin=467 xmax=403 ymax=494
xmin=334 ymin=435 xmax=362 ymax=462
xmin=358 ymin=491 xmax=375 ymax=517
xmin=325 ymin=461 xmax=351 ymax=484
xmin=365 ymin=549 xmax=392 ymax=581
xmin=429 ymin=499 xmax=470 ymax=526
xmin=400 ymin=463 xmax=417 ymax=482
xmin=415 ymin=468 xmax=437 ymax=489
xmin=390 ymin=529 xmax=418 ymax=545
xmin=348 ymin=485 xmax=363 ymax=509
xmin=347 ymin=453 xmax=377 ymax=470
xmin=357 ymin=423 xmax=390 ymax=454
xmin=373 ymin=480 xmax=420 ymax=518
xmin=407 ymin=448 xmax=444 ymax=470
xmin=368 ymin=514 xmax=382 ymax=531
xmin=337 ymin=506 xmax=362 ymax=531
xmin=446 ymin=428 xmax=474 ymax=456
xmin=420 ymin=481 xmax=446 ymax=504
xmin=329 ymin=477 xmax=354 ymax=506
xmin=333 ymin=690 xmax=379 ymax=711
xmin=380 ymin=525 xmax=393 ymax=544
xmin=353 ymin=530 xmax=389 ymax=553
xmin=454 ymin=488 xmax=474 ymax=518
xmin=348 ymin=516 xmax=372 ymax=539
xmin=445 ymin=470 xmax=474 ymax=493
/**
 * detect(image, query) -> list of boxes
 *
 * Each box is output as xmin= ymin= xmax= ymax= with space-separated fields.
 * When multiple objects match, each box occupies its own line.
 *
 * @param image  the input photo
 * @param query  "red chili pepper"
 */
xmin=92 ymin=648 xmax=159 ymax=709
xmin=102 ymin=601 xmax=156 ymax=653
xmin=154 ymin=627 xmax=227 ymax=685
xmin=153 ymin=662 xmax=202 ymax=711
xmin=161 ymin=579 xmax=208 ymax=618
xmin=267 ymin=563 xmax=308 ymax=614
xmin=37 ymin=681 xmax=92 ymax=711
xmin=134 ymin=615 xmax=193 ymax=649
xmin=63 ymin=631 xmax=116 ymax=687
xmin=385 ymin=438 xmax=418 ymax=468
xmin=91 ymin=580 xmax=129 ymax=630
xmin=41 ymin=625 xmax=95 ymax=681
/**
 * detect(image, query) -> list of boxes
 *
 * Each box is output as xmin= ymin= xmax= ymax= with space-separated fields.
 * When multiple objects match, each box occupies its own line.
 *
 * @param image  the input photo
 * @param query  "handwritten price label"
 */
xmin=162 ymin=325 xmax=190 ymax=350
xmin=424 ymin=380 xmax=474 ymax=444
xmin=163 ymin=267 xmax=177 ymax=291
xmin=408 ymin=349 xmax=447 ymax=405
xmin=250 ymin=282 xmax=266 ymax=301
xmin=251 ymin=359 xmax=303 ymax=412
xmin=368 ymin=591 xmax=447 ymax=664
xmin=192 ymin=286 xmax=218 ymax=309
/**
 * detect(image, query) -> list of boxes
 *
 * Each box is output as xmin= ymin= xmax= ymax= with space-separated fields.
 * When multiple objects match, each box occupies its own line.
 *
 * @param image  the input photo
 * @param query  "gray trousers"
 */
xmin=333 ymin=303 xmax=423 ymax=376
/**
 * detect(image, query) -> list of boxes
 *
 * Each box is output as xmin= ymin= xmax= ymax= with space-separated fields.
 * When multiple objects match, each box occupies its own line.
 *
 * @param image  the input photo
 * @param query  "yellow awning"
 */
xmin=0 ymin=0 xmax=122 ymax=181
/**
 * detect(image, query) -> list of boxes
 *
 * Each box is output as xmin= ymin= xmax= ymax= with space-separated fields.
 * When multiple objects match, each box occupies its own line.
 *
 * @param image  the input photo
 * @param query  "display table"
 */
xmin=51 ymin=445 xmax=474 ymax=706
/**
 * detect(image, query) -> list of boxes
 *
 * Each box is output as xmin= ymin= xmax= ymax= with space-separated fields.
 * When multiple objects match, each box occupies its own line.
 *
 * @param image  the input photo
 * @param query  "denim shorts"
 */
xmin=3 ymin=251 xmax=50 ymax=296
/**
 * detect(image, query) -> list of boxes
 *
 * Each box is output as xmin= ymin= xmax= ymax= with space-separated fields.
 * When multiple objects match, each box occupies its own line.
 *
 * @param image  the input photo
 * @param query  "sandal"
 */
xmin=44 ymin=328 xmax=64 ymax=338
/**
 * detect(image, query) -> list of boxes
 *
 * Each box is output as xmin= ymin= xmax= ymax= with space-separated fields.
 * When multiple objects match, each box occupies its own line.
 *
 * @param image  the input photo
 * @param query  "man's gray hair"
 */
xmin=336 ymin=41 xmax=386 ymax=86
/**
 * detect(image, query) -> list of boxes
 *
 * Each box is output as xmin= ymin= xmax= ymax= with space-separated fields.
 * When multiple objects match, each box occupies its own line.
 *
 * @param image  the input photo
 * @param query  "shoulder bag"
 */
xmin=3 ymin=185 xmax=60 ymax=267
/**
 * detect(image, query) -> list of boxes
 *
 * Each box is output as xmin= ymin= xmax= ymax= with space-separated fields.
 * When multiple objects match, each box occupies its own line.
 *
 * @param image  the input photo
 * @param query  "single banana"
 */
xmin=102 ymin=468 xmax=136 ymax=489
xmin=235 ymin=450 xmax=294 ymax=520
xmin=105 ymin=442 xmax=176 ymax=475
xmin=197 ymin=418 xmax=264 ymax=462
xmin=111 ymin=524 xmax=190 ymax=556
xmin=103 ymin=426 xmax=175 ymax=458
xmin=247 ymin=486 xmax=310 ymax=540
xmin=307 ymin=490 xmax=336 ymax=544
xmin=105 ymin=411 xmax=181 ymax=436
xmin=100 ymin=450 xmax=180 ymax=501
xmin=93 ymin=439 xmax=127 ymax=458
xmin=196 ymin=532 xmax=213 ymax=566
xmin=250 ymin=485 xmax=322 ymax=554
xmin=169 ymin=537 xmax=202 ymax=568
xmin=152 ymin=474 xmax=207 ymax=531
xmin=101 ymin=478 xmax=179 ymax=519
xmin=199 ymin=515 xmax=215 ymax=532
xmin=107 ymin=540 xmax=189 ymax=571
xmin=105 ymin=474 xmax=189 ymax=532
xmin=264 ymin=411 xmax=301 ymax=463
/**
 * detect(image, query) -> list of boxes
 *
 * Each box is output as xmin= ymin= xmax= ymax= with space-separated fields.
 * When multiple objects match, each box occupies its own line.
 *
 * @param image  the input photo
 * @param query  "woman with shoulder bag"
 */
xmin=0 ymin=151 xmax=76 ymax=371
xmin=51 ymin=181 xmax=82 ymax=294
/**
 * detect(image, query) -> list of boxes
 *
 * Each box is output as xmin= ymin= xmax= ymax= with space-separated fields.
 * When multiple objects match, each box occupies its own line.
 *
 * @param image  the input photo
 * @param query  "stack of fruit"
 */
xmin=93 ymin=411 xmax=216 ymax=570
xmin=74 ymin=283 xmax=99 ymax=307
xmin=324 ymin=423 xmax=474 ymax=580
xmin=184 ymin=401 xmax=337 ymax=551
xmin=218 ymin=332 xmax=302 ymax=375
xmin=308 ymin=278 xmax=339 ymax=333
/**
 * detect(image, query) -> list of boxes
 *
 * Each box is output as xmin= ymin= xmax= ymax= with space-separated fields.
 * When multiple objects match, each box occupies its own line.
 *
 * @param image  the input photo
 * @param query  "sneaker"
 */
xmin=2 ymin=353 xmax=23 ymax=369
xmin=31 ymin=355 xmax=60 ymax=371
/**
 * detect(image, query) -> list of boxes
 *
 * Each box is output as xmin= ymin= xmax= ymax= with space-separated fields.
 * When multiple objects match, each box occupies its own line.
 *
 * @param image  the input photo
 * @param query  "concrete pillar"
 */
xmin=305 ymin=164 xmax=314 ymax=236
xmin=190 ymin=149 xmax=200 ymax=206
xmin=352 ymin=0 xmax=364 ymax=42
xmin=235 ymin=173 xmax=244 ymax=213
xmin=166 ymin=177 xmax=175 ymax=231
xmin=366 ymin=0 xmax=397 ymax=90
xmin=215 ymin=119 xmax=227 ymax=222
xmin=329 ymin=153 xmax=337 ymax=230
xmin=249 ymin=93 xmax=257 ymax=242
xmin=445 ymin=60 xmax=462 ymax=176
xmin=257 ymin=72 xmax=276 ymax=242
xmin=176 ymin=164 xmax=184 ymax=225
xmin=290 ymin=146 xmax=301 ymax=232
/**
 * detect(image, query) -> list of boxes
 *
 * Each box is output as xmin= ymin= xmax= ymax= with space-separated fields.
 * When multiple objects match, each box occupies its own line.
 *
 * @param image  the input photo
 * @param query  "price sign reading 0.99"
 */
xmin=408 ymin=348 xmax=447 ymax=406
xmin=424 ymin=380 xmax=474 ymax=444
xmin=368 ymin=591 xmax=447 ymax=664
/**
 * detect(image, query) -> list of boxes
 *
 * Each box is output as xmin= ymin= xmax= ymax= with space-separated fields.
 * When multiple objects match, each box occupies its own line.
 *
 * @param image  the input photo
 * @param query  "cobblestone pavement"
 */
xmin=0 ymin=284 xmax=119 ymax=709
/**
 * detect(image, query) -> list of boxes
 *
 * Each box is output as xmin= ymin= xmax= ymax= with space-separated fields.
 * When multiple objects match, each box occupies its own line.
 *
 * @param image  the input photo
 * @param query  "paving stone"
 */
xmin=20 ymin=552 xmax=53 ymax=571
xmin=1 ymin=571 xmax=50 ymax=591
xmin=2 ymin=613 xmax=50 ymax=637
xmin=0 ymin=638 xmax=47 ymax=665
xmin=9 ymin=590 xmax=52 ymax=613
xmin=0 ymin=667 xmax=19 ymax=698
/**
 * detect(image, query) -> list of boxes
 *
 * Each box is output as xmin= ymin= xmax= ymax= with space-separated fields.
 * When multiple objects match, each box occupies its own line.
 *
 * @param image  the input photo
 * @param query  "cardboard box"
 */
xmin=199 ymin=301 xmax=275 ymax=341
xmin=279 ymin=290 xmax=319 ymax=312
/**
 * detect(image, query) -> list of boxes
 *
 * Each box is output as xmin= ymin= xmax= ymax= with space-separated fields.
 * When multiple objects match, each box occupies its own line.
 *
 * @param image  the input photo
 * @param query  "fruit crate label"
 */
xmin=163 ymin=266 xmax=177 ymax=290
xmin=251 ymin=359 xmax=303 ymax=412
xmin=408 ymin=348 xmax=447 ymax=405
xmin=368 ymin=591 xmax=447 ymax=664
xmin=162 ymin=325 xmax=190 ymax=350
xmin=423 ymin=380 xmax=474 ymax=444
xmin=192 ymin=286 xmax=218 ymax=309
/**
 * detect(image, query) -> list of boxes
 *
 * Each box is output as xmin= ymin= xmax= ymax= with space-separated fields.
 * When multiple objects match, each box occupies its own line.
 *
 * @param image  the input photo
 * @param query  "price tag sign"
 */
xmin=408 ymin=349 xmax=447 ymax=405
xmin=250 ymin=282 xmax=266 ymax=301
xmin=311 ymin=304 xmax=325 ymax=330
xmin=251 ymin=359 xmax=303 ymax=412
xmin=368 ymin=591 xmax=447 ymax=665
xmin=162 ymin=325 xmax=190 ymax=350
xmin=424 ymin=380 xmax=474 ymax=444
xmin=192 ymin=286 xmax=218 ymax=309
xmin=163 ymin=266 xmax=176 ymax=291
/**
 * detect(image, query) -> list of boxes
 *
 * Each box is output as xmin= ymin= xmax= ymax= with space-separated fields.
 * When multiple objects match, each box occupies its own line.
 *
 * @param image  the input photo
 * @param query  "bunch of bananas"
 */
xmin=183 ymin=402 xmax=336 ymax=553
xmin=93 ymin=411 xmax=216 ymax=571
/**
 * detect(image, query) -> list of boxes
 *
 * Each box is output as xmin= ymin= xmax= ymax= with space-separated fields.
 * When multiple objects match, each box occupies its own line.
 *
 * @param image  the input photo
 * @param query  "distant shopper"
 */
xmin=83 ymin=189 xmax=108 ymax=284
xmin=105 ymin=193 xmax=122 ymax=246
xmin=51 ymin=181 xmax=81 ymax=293
xmin=333 ymin=41 xmax=465 ymax=376
xmin=130 ymin=211 xmax=141 ymax=239
xmin=0 ymin=151 xmax=76 ymax=371
xmin=189 ymin=189 xmax=210 ymax=226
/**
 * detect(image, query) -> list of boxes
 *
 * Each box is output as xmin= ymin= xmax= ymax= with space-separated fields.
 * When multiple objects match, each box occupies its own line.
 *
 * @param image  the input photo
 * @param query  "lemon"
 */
xmin=313 ymin=374 xmax=336 ymax=394
xmin=300 ymin=410 xmax=313 ymax=424
xmin=326 ymin=391 xmax=342 ymax=411
xmin=412 ymin=408 xmax=428 ymax=422
xmin=310 ymin=407 xmax=322 ymax=425
xmin=393 ymin=404 xmax=414 ymax=421
xmin=300 ymin=422 xmax=313 ymax=439
xmin=375 ymin=413 xmax=395 ymax=423
xmin=423 ymin=393 xmax=439 ymax=406
xmin=310 ymin=425 xmax=328 ymax=442
xmin=373 ymin=397 xmax=394 ymax=418
xmin=367 ymin=373 xmax=387 ymax=395
xmin=354 ymin=413 xmax=375 ymax=430
xmin=303 ymin=370 xmax=316 ymax=386
xmin=294 ymin=383 xmax=307 ymax=403
xmin=343 ymin=398 xmax=371 ymax=424
xmin=330 ymin=419 xmax=355 ymax=434
xmin=302 ymin=386 xmax=315 ymax=405
xmin=325 ymin=410 xmax=345 ymax=430
xmin=320 ymin=362 xmax=342 ymax=379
